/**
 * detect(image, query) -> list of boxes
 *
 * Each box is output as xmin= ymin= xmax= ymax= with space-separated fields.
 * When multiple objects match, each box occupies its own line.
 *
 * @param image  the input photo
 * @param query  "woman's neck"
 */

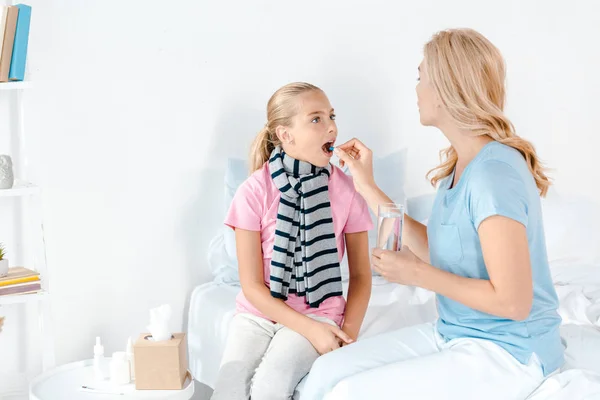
xmin=439 ymin=123 xmax=494 ymax=185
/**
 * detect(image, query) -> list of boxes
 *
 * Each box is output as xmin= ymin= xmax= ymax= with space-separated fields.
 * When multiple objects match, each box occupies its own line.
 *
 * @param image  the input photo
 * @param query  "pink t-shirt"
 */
xmin=224 ymin=163 xmax=373 ymax=326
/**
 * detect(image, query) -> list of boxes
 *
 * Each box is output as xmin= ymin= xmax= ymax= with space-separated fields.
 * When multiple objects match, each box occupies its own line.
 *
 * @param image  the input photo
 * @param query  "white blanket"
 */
xmin=187 ymin=265 xmax=600 ymax=399
xmin=524 ymin=263 xmax=600 ymax=399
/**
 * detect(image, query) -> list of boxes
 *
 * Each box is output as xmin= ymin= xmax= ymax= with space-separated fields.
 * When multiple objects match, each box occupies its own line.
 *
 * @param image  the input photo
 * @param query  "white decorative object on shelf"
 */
xmin=0 ymin=243 xmax=8 ymax=277
xmin=0 ymin=260 xmax=7 ymax=277
xmin=0 ymin=155 xmax=14 ymax=189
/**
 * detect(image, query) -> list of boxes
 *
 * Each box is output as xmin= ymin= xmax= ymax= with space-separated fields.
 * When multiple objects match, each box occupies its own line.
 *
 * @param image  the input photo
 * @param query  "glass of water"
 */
xmin=377 ymin=203 xmax=405 ymax=251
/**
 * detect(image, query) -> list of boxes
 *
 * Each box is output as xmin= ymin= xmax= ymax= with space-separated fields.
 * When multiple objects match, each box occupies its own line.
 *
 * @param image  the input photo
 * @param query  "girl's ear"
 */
xmin=275 ymin=126 xmax=294 ymax=145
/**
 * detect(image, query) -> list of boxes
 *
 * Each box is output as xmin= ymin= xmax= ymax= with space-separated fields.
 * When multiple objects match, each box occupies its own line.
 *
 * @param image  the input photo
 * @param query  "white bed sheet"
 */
xmin=188 ymin=265 xmax=600 ymax=399
xmin=525 ymin=263 xmax=600 ymax=399
xmin=188 ymin=278 xmax=438 ymax=391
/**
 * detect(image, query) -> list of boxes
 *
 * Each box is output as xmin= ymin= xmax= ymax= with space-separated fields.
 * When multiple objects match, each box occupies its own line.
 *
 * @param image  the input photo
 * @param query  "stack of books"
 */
xmin=0 ymin=267 xmax=41 ymax=296
xmin=0 ymin=3 xmax=31 ymax=82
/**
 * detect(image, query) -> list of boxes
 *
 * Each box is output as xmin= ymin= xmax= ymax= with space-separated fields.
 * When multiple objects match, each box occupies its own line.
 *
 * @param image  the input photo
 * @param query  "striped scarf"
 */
xmin=268 ymin=146 xmax=343 ymax=308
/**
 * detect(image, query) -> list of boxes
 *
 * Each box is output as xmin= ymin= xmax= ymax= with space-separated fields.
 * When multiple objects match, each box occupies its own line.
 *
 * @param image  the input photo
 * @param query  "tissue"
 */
xmin=146 ymin=304 xmax=172 ymax=342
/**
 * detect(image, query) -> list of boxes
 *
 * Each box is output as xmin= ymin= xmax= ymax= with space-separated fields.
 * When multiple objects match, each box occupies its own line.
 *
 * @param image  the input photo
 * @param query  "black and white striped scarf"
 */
xmin=268 ymin=146 xmax=343 ymax=308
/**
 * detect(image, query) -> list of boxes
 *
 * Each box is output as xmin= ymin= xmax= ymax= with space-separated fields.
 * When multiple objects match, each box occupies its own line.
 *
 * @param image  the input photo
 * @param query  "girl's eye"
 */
xmin=330 ymin=114 xmax=336 ymax=120
xmin=312 ymin=117 xmax=321 ymax=123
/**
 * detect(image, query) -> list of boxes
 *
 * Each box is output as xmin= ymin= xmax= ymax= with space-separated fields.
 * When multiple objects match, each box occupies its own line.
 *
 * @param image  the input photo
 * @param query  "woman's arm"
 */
xmin=335 ymin=139 xmax=429 ymax=262
xmin=235 ymin=228 xmax=353 ymax=352
xmin=341 ymin=231 xmax=372 ymax=341
xmin=360 ymin=184 xmax=430 ymax=263
xmin=372 ymin=215 xmax=533 ymax=320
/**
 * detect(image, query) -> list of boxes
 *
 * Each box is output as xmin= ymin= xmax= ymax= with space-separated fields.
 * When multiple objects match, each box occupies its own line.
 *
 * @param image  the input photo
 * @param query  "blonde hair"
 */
xmin=250 ymin=82 xmax=321 ymax=172
xmin=424 ymin=28 xmax=551 ymax=196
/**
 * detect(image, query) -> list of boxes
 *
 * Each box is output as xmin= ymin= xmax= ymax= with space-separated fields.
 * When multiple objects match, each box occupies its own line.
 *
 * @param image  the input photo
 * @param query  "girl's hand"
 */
xmin=306 ymin=321 xmax=353 ymax=355
xmin=371 ymin=246 xmax=423 ymax=286
xmin=334 ymin=138 xmax=376 ymax=196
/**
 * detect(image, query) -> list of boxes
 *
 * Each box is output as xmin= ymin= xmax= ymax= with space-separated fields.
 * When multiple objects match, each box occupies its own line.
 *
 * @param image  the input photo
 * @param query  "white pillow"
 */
xmin=358 ymin=149 xmax=408 ymax=261
xmin=399 ymin=189 xmax=600 ymax=266
xmin=541 ymin=188 xmax=600 ymax=266
xmin=209 ymin=150 xmax=408 ymax=283
xmin=207 ymin=158 xmax=247 ymax=284
xmin=406 ymin=193 xmax=436 ymax=225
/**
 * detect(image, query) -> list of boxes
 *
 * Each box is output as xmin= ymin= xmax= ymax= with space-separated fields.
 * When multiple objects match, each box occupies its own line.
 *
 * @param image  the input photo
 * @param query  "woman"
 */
xmin=300 ymin=28 xmax=563 ymax=400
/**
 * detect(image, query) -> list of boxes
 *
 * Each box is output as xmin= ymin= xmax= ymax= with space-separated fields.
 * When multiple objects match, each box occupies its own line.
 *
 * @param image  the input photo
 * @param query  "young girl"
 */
xmin=211 ymin=82 xmax=373 ymax=400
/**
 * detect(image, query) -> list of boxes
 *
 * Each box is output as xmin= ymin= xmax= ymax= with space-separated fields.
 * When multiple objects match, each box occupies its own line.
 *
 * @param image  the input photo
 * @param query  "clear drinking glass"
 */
xmin=377 ymin=203 xmax=405 ymax=251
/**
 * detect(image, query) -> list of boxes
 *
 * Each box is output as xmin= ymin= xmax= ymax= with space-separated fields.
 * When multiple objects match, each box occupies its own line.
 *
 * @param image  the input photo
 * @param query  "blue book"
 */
xmin=8 ymin=4 xmax=31 ymax=82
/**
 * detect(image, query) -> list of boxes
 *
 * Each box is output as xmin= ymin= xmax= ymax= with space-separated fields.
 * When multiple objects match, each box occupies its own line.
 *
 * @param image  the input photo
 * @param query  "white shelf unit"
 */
xmin=0 ymin=289 xmax=48 ymax=306
xmin=0 ymin=180 xmax=39 ymax=197
xmin=0 ymin=81 xmax=55 ymax=398
xmin=0 ymin=81 xmax=33 ymax=90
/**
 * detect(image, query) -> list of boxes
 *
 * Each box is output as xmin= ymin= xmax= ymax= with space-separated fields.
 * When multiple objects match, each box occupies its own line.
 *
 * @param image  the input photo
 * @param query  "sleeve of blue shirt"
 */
xmin=468 ymin=160 xmax=529 ymax=230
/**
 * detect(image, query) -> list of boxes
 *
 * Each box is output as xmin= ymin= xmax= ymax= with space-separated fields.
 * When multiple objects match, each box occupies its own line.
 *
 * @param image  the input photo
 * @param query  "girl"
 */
xmin=211 ymin=82 xmax=373 ymax=400
xmin=301 ymin=28 xmax=564 ymax=400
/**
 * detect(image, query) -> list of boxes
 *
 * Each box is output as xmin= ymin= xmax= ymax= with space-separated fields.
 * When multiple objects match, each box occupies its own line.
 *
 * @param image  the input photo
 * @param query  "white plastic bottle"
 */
xmin=93 ymin=336 xmax=106 ymax=381
xmin=110 ymin=351 xmax=131 ymax=385
xmin=126 ymin=337 xmax=135 ymax=380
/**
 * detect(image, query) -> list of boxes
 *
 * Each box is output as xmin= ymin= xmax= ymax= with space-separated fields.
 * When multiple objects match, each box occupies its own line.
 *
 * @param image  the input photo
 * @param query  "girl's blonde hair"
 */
xmin=250 ymin=82 xmax=321 ymax=172
xmin=424 ymin=28 xmax=551 ymax=196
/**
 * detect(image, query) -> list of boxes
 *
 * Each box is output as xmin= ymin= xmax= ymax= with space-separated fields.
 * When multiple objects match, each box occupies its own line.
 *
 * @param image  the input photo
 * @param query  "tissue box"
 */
xmin=133 ymin=332 xmax=188 ymax=390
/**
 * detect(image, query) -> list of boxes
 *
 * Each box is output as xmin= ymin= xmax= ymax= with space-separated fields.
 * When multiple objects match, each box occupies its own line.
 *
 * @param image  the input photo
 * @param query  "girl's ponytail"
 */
xmin=250 ymin=125 xmax=275 ymax=172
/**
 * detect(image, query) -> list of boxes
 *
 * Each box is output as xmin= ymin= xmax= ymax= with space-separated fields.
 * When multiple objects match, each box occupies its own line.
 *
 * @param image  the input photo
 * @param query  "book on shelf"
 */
xmin=0 ymin=280 xmax=40 ymax=296
xmin=0 ymin=266 xmax=41 ymax=296
xmin=0 ymin=5 xmax=18 ymax=82
xmin=0 ymin=3 xmax=31 ymax=83
xmin=9 ymin=4 xmax=31 ymax=81
xmin=0 ymin=7 xmax=7 ymax=58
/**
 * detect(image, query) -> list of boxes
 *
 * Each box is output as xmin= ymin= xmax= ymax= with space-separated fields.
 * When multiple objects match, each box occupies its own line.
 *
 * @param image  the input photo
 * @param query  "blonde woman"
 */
xmin=301 ymin=29 xmax=563 ymax=400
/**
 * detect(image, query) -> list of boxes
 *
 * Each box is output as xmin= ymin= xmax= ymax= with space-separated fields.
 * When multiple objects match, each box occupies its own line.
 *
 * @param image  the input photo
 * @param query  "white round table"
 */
xmin=29 ymin=359 xmax=195 ymax=400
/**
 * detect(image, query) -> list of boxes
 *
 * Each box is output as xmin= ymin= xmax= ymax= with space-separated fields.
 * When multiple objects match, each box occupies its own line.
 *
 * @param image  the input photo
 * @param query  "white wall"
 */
xmin=1 ymin=0 xmax=599 ymax=379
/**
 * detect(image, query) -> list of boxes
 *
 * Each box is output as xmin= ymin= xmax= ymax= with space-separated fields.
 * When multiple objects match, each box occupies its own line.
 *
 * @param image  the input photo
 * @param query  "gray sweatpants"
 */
xmin=211 ymin=312 xmax=335 ymax=400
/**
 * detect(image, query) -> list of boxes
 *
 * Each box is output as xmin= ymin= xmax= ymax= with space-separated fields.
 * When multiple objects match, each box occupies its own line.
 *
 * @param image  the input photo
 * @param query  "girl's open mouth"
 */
xmin=322 ymin=141 xmax=334 ymax=156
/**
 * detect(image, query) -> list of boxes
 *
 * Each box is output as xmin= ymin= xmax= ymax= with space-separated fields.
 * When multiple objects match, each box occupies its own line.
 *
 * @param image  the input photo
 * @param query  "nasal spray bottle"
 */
xmin=93 ymin=336 xmax=107 ymax=381
xmin=126 ymin=336 xmax=135 ymax=380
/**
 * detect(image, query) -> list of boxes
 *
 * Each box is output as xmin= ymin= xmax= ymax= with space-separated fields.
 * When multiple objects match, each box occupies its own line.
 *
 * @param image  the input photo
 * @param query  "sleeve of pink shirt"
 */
xmin=342 ymin=191 xmax=374 ymax=234
xmin=224 ymin=178 xmax=263 ymax=232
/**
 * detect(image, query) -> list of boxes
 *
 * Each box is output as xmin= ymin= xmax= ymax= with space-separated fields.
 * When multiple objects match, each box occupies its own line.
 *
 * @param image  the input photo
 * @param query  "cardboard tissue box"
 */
xmin=133 ymin=304 xmax=188 ymax=390
xmin=133 ymin=332 xmax=188 ymax=390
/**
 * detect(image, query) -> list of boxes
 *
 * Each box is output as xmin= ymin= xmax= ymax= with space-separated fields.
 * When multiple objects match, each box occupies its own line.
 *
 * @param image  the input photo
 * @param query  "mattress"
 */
xmin=187 ymin=265 xmax=600 ymax=399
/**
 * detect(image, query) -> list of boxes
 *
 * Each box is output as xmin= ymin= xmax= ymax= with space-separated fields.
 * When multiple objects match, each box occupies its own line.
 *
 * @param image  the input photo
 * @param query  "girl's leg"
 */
xmin=326 ymin=337 xmax=544 ymax=400
xmin=211 ymin=314 xmax=276 ymax=400
xmin=299 ymin=322 xmax=440 ymax=400
xmin=250 ymin=319 xmax=327 ymax=400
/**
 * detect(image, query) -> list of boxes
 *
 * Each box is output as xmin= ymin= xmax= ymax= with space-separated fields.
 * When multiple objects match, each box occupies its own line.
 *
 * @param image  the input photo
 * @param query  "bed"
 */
xmin=187 ymin=157 xmax=600 ymax=399
xmin=188 ymin=265 xmax=600 ymax=399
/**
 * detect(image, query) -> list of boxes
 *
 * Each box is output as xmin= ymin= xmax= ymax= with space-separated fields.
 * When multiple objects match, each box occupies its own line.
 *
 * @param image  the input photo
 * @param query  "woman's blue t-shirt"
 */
xmin=427 ymin=141 xmax=564 ymax=375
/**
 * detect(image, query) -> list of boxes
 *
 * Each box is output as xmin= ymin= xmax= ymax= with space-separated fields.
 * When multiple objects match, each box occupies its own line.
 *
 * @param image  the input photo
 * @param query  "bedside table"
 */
xmin=29 ymin=359 xmax=195 ymax=400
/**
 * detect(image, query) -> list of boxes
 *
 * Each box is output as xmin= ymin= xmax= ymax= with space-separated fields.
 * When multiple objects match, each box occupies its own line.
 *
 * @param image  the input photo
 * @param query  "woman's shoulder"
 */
xmin=471 ymin=142 xmax=531 ymax=183
xmin=468 ymin=143 xmax=535 ymax=196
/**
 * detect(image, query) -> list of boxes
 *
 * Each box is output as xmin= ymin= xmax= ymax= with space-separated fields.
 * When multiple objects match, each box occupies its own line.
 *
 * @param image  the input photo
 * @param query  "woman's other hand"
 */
xmin=371 ymin=246 xmax=424 ymax=286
